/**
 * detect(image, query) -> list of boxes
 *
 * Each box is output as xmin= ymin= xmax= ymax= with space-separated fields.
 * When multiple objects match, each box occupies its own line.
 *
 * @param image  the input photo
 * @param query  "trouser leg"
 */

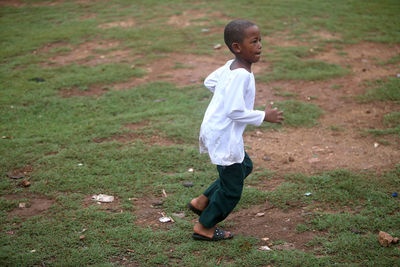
xmin=199 ymin=152 xmax=253 ymax=228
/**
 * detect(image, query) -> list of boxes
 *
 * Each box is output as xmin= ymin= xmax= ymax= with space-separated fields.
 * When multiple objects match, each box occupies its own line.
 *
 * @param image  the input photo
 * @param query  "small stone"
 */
xmin=261 ymin=237 xmax=270 ymax=241
xmin=19 ymin=202 xmax=26 ymax=208
xmin=79 ymin=235 xmax=85 ymax=240
xmin=182 ymin=182 xmax=194 ymax=187
xmin=378 ymin=231 xmax=393 ymax=247
xmin=393 ymin=237 xmax=399 ymax=244
xmin=213 ymin=44 xmax=222 ymax=49
xmin=130 ymin=64 xmax=136 ymax=69
xmin=20 ymin=180 xmax=31 ymax=187
xmin=258 ymin=245 xmax=272 ymax=251
xmin=6 ymin=173 xmax=24 ymax=179
xmin=256 ymin=212 xmax=265 ymax=217
xmin=152 ymin=200 xmax=164 ymax=206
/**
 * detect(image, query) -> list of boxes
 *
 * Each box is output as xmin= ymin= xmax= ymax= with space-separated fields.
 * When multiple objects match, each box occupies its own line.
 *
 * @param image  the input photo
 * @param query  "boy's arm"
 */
xmin=264 ymin=102 xmax=284 ymax=124
xmin=225 ymin=71 xmax=265 ymax=126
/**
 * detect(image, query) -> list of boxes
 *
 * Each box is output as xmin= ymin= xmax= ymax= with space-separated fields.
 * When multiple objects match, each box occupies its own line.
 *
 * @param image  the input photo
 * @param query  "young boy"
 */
xmin=188 ymin=20 xmax=284 ymax=241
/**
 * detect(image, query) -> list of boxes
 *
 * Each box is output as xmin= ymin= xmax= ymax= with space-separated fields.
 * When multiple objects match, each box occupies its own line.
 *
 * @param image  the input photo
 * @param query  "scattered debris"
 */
xmin=2 ymin=136 xmax=14 ymax=139
xmin=153 ymin=98 xmax=165 ymax=103
xmin=201 ymin=28 xmax=210 ymax=32
xmin=258 ymin=245 xmax=272 ymax=251
xmin=79 ymin=235 xmax=85 ymax=240
xmin=6 ymin=173 xmax=24 ymax=179
xmin=304 ymin=192 xmax=312 ymax=196
xmin=152 ymin=200 xmax=164 ymax=207
xmin=392 ymin=192 xmax=398 ymax=197
xmin=397 ymin=73 xmax=400 ymax=78
xmin=378 ymin=231 xmax=398 ymax=247
xmin=261 ymin=237 xmax=270 ymax=241
xmin=162 ymin=189 xmax=167 ymax=197
xmin=126 ymin=249 xmax=135 ymax=253
xmin=159 ymin=216 xmax=172 ymax=223
xmin=20 ymin=180 xmax=31 ymax=187
xmin=263 ymin=157 xmax=271 ymax=161
xmin=255 ymin=212 xmax=265 ymax=217
xmin=188 ymin=168 xmax=194 ymax=172
xmin=7 ymin=231 xmax=15 ymax=235
xmin=77 ymin=163 xmax=84 ymax=166
xmin=182 ymin=182 xmax=194 ymax=187
xmin=374 ymin=142 xmax=379 ymax=148
xmin=19 ymin=202 xmax=27 ymax=208
xmin=288 ymin=156 xmax=295 ymax=162
xmin=213 ymin=44 xmax=222 ymax=49
xmin=30 ymin=250 xmax=36 ymax=253
xmin=91 ymin=194 xmax=114 ymax=203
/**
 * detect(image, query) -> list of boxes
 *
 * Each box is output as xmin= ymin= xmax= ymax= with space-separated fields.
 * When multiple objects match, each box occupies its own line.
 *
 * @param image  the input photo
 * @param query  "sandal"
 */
xmin=187 ymin=202 xmax=202 ymax=216
xmin=192 ymin=228 xmax=234 ymax=241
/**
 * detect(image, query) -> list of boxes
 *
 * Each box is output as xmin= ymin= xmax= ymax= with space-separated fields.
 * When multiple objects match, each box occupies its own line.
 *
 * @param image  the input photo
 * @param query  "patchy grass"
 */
xmin=1 ymin=0 xmax=400 ymax=266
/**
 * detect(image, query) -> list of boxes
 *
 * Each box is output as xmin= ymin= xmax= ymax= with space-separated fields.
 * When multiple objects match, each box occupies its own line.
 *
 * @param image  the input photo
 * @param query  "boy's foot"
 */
xmin=188 ymin=195 xmax=209 ymax=215
xmin=192 ymin=227 xmax=234 ymax=241
xmin=193 ymin=222 xmax=233 ymax=241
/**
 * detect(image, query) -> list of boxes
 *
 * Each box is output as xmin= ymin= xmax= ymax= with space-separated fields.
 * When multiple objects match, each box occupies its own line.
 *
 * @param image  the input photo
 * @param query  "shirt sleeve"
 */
xmin=204 ymin=67 xmax=222 ymax=93
xmin=225 ymin=70 xmax=265 ymax=126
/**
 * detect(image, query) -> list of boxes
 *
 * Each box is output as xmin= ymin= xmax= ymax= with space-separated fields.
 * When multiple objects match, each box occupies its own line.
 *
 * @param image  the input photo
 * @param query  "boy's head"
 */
xmin=224 ymin=20 xmax=257 ymax=54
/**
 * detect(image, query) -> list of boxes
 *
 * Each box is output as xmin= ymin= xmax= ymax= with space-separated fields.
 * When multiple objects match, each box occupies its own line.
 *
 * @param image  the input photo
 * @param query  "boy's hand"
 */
xmin=264 ymin=102 xmax=284 ymax=124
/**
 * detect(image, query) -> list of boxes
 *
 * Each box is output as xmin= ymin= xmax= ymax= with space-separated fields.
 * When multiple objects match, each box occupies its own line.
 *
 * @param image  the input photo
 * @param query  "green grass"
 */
xmin=360 ymin=77 xmax=400 ymax=102
xmin=1 ymin=0 xmax=400 ymax=266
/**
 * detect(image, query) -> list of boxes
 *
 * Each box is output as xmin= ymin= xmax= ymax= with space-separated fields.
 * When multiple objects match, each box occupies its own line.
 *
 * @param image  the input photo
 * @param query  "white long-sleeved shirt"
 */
xmin=199 ymin=60 xmax=265 ymax=166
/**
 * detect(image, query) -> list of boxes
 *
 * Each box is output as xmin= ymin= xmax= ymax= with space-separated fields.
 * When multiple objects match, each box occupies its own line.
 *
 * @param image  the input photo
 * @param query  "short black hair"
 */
xmin=224 ymin=19 xmax=256 ymax=53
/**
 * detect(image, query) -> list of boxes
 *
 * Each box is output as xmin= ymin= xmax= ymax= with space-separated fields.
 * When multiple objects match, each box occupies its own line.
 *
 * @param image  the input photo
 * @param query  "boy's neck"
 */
xmin=230 ymin=57 xmax=252 ymax=72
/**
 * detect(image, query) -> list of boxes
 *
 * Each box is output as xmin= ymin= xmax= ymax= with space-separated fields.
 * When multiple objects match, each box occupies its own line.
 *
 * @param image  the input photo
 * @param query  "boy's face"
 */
xmin=237 ymin=25 xmax=262 ymax=63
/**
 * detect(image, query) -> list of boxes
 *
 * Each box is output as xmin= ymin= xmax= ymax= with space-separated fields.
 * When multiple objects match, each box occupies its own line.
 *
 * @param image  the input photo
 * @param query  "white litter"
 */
xmin=159 ymin=217 xmax=172 ymax=223
xmin=304 ymin=192 xmax=312 ymax=196
xmin=91 ymin=194 xmax=114 ymax=203
xmin=259 ymin=246 xmax=272 ymax=251
xmin=188 ymin=168 xmax=194 ymax=172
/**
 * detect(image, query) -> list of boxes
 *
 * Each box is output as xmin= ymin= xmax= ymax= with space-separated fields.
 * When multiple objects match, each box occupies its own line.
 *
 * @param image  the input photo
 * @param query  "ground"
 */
xmin=5 ymin=11 xmax=399 ymax=251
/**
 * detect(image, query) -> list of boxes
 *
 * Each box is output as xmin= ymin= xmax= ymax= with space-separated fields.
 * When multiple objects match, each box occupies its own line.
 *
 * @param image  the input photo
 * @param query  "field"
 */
xmin=1 ymin=0 xmax=399 ymax=266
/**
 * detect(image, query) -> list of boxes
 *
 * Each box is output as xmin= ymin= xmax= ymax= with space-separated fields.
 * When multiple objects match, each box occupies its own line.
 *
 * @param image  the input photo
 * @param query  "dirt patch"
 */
xmin=99 ymin=18 xmax=136 ymax=29
xmin=131 ymin=197 xmax=174 ymax=230
xmin=93 ymin=122 xmax=179 ymax=146
xmin=249 ymin=42 xmax=400 ymax=175
xmin=39 ymin=40 xmax=134 ymax=67
xmin=4 ymin=193 xmax=55 ymax=218
xmin=168 ymin=9 xmax=229 ymax=27
xmin=226 ymin=202 xmax=316 ymax=251
xmin=6 ymin=164 xmax=34 ymax=179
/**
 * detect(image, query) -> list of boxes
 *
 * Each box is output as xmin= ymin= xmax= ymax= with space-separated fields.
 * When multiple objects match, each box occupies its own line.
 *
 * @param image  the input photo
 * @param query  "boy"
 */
xmin=188 ymin=20 xmax=284 ymax=241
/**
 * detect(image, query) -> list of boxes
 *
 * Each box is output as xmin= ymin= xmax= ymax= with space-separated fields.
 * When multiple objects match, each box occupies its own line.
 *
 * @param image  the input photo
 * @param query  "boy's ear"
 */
xmin=231 ymin=42 xmax=241 ymax=54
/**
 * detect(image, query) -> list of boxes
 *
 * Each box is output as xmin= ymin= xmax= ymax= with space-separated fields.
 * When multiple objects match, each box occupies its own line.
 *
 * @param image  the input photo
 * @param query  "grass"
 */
xmin=1 ymin=0 xmax=400 ymax=266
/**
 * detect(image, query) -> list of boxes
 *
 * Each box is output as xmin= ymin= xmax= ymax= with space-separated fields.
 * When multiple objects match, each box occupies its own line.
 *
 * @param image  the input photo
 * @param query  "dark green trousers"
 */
xmin=199 ymin=152 xmax=253 ymax=228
